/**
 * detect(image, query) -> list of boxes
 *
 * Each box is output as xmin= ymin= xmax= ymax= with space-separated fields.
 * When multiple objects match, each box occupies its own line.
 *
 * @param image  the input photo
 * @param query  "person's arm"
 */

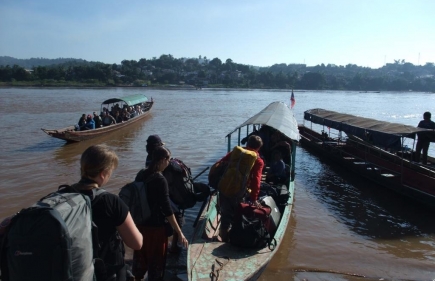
xmin=220 ymin=151 xmax=232 ymax=162
xmin=249 ymin=157 xmax=265 ymax=202
xmin=166 ymin=214 xmax=188 ymax=249
xmin=116 ymin=212 xmax=143 ymax=250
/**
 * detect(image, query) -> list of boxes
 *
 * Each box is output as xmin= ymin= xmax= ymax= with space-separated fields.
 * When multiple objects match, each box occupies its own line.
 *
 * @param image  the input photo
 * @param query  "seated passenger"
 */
xmin=129 ymin=106 xmax=137 ymax=118
xmin=115 ymin=111 xmax=123 ymax=123
xmin=82 ymin=114 xmax=95 ymax=130
xmin=136 ymin=105 xmax=143 ymax=115
xmin=102 ymin=111 xmax=116 ymax=126
xmin=93 ymin=112 xmax=102 ymax=128
xmin=270 ymin=131 xmax=292 ymax=164
xmin=77 ymin=114 xmax=86 ymax=131
xmin=122 ymin=111 xmax=130 ymax=122
xmin=266 ymin=151 xmax=286 ymax=184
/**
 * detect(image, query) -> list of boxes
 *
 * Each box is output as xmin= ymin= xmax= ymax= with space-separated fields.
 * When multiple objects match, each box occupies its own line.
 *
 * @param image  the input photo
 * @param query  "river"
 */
xmin=0 ymin=87 xmax=434 ymax=280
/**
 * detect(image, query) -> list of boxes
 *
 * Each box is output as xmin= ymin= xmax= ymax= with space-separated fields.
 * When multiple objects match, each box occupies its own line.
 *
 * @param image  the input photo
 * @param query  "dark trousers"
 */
xmin=133 ymin=226 xmax=168 ymax=281
xmin=219 ymin=193 xmax=242 ymax=231
xmin=415 ymin=140 xmax=430 ymax=164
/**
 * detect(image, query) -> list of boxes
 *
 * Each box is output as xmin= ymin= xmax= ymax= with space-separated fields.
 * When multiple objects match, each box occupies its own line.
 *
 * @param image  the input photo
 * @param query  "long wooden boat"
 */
xmin=299 ymin=108 xmax=435 ymax=208
xmin=41 ymin=94 xmax=153 ymax=143
xmin=188 ymin=101 xmax=300 ymax=281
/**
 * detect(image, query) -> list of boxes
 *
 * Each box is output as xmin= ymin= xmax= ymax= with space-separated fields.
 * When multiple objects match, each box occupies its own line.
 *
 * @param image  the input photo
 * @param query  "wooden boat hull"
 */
xmin=298 ymin=125 xmax=435 ymax=208
xmin=187 ymin=101 xmax=299 ymax=281
xmin=188 ymin=182 xmax=295 ymax=281
xmin=41 ymin=101 xmax=153 ymax=143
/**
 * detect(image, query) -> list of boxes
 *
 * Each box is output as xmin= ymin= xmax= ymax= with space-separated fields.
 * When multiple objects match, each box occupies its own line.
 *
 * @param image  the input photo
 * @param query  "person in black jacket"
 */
xmin=132 ymin=146 xmax=188 ymax=281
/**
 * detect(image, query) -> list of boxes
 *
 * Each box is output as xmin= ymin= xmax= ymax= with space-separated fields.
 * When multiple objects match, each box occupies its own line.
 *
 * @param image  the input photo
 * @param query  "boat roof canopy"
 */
xmin=102 ymin=94 xmax=148 ymax=106
xmin=304 ymin=108 xmax=435 ymax=148
xmin=227 ymin=101 xmax=300 ymax=141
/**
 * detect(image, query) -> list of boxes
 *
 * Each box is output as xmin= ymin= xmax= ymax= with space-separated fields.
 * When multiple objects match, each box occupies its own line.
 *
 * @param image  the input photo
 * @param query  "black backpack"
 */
xmin=163 ymin=158 xmax=197 ymax=209
xmin=119 ymin=176 xmax=154 ymax=226
xmin=228 ymin=215 xmax=271 ymax=249
xmin=0 ymin=185 xmax=102 ymax=281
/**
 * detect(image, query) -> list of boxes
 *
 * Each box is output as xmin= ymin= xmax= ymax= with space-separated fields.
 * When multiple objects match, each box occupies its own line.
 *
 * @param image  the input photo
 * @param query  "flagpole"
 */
xmin=290 ymin=88 xmax=295 ymax=109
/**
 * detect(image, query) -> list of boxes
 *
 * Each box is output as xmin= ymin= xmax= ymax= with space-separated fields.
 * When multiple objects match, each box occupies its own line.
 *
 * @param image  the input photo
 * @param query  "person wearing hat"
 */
xmin=145 ymin=135 xmax=165 ymax=167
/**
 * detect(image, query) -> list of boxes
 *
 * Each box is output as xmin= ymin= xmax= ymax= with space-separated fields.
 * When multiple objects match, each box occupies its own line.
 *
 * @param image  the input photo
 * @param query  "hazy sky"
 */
xmin=1 ymin=0 xmax=434 ymax=68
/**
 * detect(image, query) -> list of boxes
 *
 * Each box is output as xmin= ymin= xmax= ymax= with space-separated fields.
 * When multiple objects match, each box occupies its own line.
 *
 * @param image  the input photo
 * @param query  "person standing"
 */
xmin=75 ymin=145 xmax=143 ymax=281
xmin=132 ymin=146 xmax=188 ymax=281
xmin=142 ymin=135 xmax=186 ymax=254
xmin=218 ymin=135 xmax=264 ymax=242
xmin=415 ymin=111 xmax=435 ymax=164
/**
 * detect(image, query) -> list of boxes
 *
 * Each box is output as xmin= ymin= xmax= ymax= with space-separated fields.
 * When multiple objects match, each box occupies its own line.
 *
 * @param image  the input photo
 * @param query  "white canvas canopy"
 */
xmin=227 ymin=101 xmax=300 ymax=141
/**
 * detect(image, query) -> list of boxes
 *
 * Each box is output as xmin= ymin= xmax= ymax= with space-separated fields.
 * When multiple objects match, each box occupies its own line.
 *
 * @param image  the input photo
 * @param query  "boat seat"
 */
xmin=380 ymin=173 xmax=397 ymax=177
xmin=366 ymin=167 xmax=380 ymax=171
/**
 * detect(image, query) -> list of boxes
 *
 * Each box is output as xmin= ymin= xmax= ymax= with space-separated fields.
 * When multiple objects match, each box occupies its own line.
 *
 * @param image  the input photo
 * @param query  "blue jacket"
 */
xmin=85 ymin=119 xmax=95 ymax=130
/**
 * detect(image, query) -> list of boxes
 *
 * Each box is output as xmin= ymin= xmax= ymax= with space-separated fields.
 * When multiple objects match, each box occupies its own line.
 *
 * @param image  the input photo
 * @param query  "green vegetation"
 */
xmin=0 ymin=55 xmax=434 ymax=91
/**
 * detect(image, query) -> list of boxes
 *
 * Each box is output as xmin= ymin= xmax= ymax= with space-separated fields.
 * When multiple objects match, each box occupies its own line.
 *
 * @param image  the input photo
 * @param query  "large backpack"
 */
xmin=0 ymin=186 xmax=101 ymax=281
xmin=229 ymin=215 xmax=270 ymax=249
xmin=218 ymin=146 xmax=257 ymax=197
xmin=229 ymin=202 xmax=276 ymax=250
xmin=163 ymin=158 xmax=197 ymax=209
xmin=118 ymin=176 xmax=153 ymax=226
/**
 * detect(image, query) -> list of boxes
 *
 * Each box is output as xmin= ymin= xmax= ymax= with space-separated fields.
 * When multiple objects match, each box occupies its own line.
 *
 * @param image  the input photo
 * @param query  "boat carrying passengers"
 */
xmin=76 ymin=103 xmax=145 ymax=131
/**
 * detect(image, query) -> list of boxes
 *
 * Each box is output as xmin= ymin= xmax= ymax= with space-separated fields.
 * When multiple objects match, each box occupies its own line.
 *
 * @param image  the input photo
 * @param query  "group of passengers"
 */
xmin=65 ymin=138 xmax=189 ymax=281
xmin=72 ymin=127 xmax=291 ymax=280
xmin=76 ymin=103 xmax=145 ymax=131
xmin=69 ymin=126 xmax=292 ymax=280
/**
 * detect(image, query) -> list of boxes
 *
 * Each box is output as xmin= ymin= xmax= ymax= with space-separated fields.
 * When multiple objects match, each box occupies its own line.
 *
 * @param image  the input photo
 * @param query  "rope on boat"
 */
xmin=210 ymin=256 xmax=230 ymax=281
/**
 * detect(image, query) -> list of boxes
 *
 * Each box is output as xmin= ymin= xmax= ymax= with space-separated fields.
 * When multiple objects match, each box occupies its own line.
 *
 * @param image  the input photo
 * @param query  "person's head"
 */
xmin=146 ymin=135 xmax=165 ymax=154
xmin=86 ymin=114 xmax=92 ymax=121
xmin=148 ymin=146 xmax=171 ymax=173
xmin=247 ymin=135 xmax=263 ymax=151
xmin=80 ymin=145 xmax=119 ymax=186
xmin=273 ymin=150 xmax=282 ymax=161
xmin=103 ymin=111 xmax=108 ymax=116
xmin=423 ymin=111 xmax=431 ymax=120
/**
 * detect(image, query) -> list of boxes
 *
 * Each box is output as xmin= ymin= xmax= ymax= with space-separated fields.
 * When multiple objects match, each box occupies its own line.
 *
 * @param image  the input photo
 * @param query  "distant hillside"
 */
xmin=0 ymin=56 xmax=87 ymax=68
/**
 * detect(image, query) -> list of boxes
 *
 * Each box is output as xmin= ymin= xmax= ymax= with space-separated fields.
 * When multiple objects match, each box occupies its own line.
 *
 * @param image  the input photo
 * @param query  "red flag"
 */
xmin=290 ymin=90 xmax=295 ymax=109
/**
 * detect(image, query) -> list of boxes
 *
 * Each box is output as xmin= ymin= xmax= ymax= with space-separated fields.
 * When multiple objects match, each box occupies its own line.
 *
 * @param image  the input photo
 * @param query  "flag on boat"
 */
xmin=290 ymin=90 xmax=295 ymax=109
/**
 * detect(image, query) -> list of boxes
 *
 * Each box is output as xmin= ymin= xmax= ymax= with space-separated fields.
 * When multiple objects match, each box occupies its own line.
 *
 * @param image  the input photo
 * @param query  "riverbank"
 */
xmin=0 ymin=81 xmax=200 ymax=89
xmin=0 ymin=81 xmax=296 ymax=90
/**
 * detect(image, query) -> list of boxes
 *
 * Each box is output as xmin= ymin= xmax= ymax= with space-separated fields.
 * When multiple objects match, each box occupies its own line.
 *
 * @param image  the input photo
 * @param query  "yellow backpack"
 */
xmin=218 ymin=146 xmax=257 ymax=197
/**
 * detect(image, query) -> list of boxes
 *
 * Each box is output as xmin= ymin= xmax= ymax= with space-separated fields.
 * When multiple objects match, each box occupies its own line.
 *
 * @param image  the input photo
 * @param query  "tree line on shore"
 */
xmin=0 ymin=55 xmax=434 ymax=92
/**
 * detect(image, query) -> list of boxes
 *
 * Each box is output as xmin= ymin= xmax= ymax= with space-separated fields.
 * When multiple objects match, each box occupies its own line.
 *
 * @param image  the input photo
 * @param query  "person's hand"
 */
xmin=252 ymin=200 xmax=262 ymax=208
xmin=179 ymin=233 xmax=189 ymax=249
